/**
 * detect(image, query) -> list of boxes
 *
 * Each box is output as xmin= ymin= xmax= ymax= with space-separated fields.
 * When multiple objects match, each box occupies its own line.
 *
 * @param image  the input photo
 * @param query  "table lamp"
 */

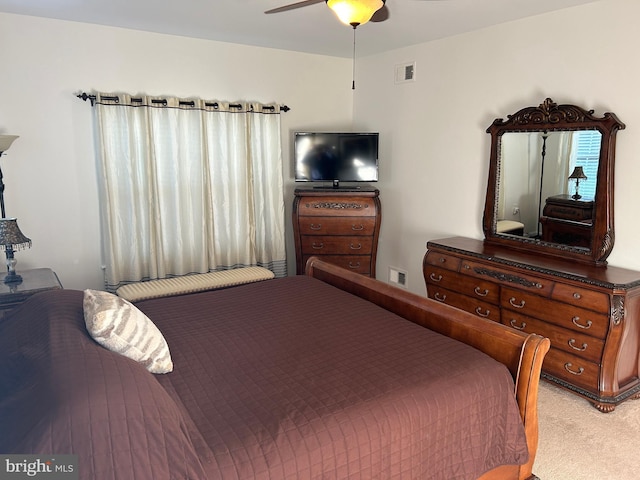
xmin=568 ymin=166 xmax=587 ymax=200
xmin=0 ymin=135 xmax=31 ymax=284
xmin=0 ymin=218 xmax=31 ymax=284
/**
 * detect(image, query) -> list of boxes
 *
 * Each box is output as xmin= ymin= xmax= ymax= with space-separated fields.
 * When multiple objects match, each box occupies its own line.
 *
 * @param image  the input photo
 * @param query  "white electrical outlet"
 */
xmin=389 ymin=266 xmax=408 ymax=288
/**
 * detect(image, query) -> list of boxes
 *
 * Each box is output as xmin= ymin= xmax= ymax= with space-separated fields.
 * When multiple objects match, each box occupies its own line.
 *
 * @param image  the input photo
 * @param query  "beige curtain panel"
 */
xmin=92 ymin=93 xmax=287 ymax=290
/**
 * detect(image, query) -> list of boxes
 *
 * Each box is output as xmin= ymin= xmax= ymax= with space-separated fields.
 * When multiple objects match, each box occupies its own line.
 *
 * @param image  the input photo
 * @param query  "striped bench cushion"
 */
xmin=116 ymin=267 xmax=275 ymax=302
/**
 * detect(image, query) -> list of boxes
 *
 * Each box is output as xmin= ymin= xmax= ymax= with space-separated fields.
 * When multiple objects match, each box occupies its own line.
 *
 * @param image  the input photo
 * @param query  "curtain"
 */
xmin=93 ymin=94 xmax=286 ymax=291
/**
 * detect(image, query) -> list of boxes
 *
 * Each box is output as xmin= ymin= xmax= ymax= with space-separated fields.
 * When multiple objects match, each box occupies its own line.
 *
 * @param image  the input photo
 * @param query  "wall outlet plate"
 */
xmin=389 ymin=266 xmax=408 ymax=288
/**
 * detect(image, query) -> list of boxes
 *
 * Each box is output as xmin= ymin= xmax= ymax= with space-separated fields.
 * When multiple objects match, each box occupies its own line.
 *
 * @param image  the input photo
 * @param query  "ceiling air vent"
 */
xmin=395 ymin=61 xmax=416 ymax=84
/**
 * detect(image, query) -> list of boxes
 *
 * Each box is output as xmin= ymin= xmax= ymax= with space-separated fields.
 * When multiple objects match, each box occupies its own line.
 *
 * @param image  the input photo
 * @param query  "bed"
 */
xmin=0 ymin=258 xmax=549 ymax=480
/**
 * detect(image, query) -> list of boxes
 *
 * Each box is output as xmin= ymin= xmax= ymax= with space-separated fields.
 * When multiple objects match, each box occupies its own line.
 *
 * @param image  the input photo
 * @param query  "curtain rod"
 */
xmin=76 ymin=92 xmax=290 ymax=112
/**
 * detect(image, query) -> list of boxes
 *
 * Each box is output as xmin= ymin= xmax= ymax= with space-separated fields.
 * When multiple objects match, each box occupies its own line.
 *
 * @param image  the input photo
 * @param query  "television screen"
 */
xmin=294 ymin=132 xmax=379 ymax=184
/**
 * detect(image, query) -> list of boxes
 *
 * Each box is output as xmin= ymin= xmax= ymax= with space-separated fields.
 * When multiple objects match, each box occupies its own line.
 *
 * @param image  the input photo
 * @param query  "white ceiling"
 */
xmin=0 ymin=0 xmax=600 ymax=58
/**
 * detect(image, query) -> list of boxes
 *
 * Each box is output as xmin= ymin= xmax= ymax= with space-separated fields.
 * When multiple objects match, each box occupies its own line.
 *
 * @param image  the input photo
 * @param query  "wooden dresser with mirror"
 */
xmin=425 ymin=98 xmax=640 ymax=412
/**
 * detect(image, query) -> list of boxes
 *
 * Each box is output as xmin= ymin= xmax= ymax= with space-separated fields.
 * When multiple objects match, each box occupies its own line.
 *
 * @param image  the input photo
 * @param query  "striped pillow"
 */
xmin=83 ymin=289 xmax=173 ymax=374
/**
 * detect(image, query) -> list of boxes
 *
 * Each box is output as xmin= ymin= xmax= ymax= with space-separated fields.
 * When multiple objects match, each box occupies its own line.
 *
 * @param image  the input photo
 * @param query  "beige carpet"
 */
xmin=533 ymin=381 xmax=640 ymax=479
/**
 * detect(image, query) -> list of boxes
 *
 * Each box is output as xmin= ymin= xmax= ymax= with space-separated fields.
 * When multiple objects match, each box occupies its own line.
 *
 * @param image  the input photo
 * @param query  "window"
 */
xmin=93 ymin=94 xmax=287 ymax=290
xmin=569 ymin=130 xmax=601 ymax=200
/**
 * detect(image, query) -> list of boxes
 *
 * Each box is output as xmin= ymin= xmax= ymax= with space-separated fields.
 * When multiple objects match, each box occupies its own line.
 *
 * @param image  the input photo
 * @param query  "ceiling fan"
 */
xmin=265 ymin=0 xmax=445 ymax=27
xmin=266 ymin=1 xmax=445 ymax=89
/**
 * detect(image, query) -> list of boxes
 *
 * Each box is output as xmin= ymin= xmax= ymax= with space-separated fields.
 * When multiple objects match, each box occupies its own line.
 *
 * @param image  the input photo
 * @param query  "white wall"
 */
xmin=0 ymin=13 xmax=353 ymax=289
xmin=354 ymin=0 xmax=640 ymax=295
xmin=4 ymin=1 xmax=638 ymax=294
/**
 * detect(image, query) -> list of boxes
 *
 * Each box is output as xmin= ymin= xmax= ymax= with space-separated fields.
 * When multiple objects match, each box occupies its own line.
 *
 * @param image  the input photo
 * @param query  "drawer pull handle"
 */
xmin=474 ymin=286 xmax=489 ymax=297
xmin=311 ymin=242 xmax=324 ymax=250
xmin=475 ymin=307 xmax=490 ymax=318
xmin=564 ymin=363 xmax=585 ymax=376
xmin=573 ymin=292 xmax=582 ymax=299
xmin=568 ymin=339 xmax=588 ymax=351
xmin=509 ymin=319 xmax=526 ymax=330
xmin=434 ymin=292 xmax=447 ymax=302
xmin=463 ymin=264 xmax=471 ymax=270
xmin=509 ymin=297 xmax=526 ymax=309
xmin=351 ymin=224 xmax=364 ymax=231
xmin=309 ymin=223 xmax=322 ymax=230
xmin=439 ymin=257 xmax=446 ymax=264
xmin=348 ymin=261 xmax=361 ymax=269
xmin=429 ymin=273 xmax=443 ymax=282
xmin=350 ymin=243 xmax=362 ymax=250
xmin=572 ymin=316 xmax=592 ymax=329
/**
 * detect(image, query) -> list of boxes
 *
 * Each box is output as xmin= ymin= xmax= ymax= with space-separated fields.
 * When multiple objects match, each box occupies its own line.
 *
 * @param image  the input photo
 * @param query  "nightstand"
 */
xmin=0 ymin=268 xmax=62 ymax=320
xmin=541 ymin=194 xmax=595 ymax=248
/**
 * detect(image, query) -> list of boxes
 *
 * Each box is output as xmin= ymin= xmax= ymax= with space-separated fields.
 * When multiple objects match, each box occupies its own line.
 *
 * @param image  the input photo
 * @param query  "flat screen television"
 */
xmin=294 ymin=132 xmax=379 ymax=188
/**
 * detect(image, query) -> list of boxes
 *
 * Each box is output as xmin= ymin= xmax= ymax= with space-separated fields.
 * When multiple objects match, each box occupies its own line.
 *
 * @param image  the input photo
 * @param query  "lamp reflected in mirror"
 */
xmin=568 ymin=166 xmax=588 ymax=200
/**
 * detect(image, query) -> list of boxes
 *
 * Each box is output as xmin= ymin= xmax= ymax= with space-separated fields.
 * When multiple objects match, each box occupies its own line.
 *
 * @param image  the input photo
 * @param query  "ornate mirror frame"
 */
xmin=482 ymin=98 xmax=625 ymax=266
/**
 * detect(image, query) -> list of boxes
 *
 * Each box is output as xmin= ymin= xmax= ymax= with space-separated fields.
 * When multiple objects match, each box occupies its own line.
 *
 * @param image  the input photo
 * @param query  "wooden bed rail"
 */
xmin=305 ymin=257 xmax=550 ymax=480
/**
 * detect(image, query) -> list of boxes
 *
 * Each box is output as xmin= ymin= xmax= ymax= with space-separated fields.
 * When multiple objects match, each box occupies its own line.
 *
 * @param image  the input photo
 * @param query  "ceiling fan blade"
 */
xmin=265 ymin=0 xmax=325 ymax=14
xmin=370 ymin=5 xmax=389 ymax=23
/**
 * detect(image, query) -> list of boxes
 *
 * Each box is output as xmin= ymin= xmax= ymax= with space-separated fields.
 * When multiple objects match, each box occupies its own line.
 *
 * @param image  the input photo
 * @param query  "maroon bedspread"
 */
xmin=0 ymin=275 xmax=528 ymax=480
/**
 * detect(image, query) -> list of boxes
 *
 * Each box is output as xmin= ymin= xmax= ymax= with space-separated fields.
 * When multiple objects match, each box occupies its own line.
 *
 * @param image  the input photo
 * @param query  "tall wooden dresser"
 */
xmin=424 ymin=236 xmax=640 ymax=412
xmin=293 ymin=188 xmax=381 ymax=276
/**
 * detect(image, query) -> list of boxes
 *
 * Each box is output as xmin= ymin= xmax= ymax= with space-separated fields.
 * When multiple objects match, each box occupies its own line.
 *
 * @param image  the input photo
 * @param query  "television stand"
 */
xmin=310 ymin=183 xmax=378 ymax=192
xmin=311 ymin=180 xmax=344 ymax=189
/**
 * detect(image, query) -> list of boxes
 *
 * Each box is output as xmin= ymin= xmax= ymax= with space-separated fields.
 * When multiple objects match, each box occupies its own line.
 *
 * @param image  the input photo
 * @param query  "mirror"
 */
xmin=499 ymin=130 xmax=601 ymax=242
xmin=483 ymin=98 xmax=625 ymax=266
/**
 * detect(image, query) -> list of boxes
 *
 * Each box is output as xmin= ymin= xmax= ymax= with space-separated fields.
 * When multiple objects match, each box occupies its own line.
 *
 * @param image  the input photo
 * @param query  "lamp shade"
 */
xmin=0 ymin=218 xmax=31 ymax=250
xmin=0 ymin=135 xmax=19 ymax=154
xmin=568 ymin=166 xmax=587 ymax=180
xmin=326 ymin=0 xmax=384 ymax=26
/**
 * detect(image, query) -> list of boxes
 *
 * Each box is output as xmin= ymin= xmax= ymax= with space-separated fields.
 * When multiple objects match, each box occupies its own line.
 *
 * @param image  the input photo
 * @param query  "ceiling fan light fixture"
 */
xmin=326 ymin=0 xmax=384 ymax=27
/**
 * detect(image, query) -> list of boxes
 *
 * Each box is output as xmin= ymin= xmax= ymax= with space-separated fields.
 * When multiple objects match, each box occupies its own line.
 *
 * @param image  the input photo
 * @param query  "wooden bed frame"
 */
xmin=305 ymin=257 xmax=550 ymax=480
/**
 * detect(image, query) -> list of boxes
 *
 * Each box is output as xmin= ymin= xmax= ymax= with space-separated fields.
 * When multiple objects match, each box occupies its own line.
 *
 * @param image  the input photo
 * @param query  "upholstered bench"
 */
xmin=116 ymin=267 xmax=275 ymax=302
xmin=496 ymin=220 xmax=525 ymax=236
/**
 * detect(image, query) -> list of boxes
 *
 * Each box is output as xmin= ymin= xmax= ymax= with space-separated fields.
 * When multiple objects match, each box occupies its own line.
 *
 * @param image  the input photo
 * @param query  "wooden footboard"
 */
xmin=305 ymin=257 xmax=550 ymax=480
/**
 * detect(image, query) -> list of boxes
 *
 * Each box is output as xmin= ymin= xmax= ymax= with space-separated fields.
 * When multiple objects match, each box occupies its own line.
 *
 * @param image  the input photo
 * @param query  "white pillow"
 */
xmin=83 ymin=289 xmax=173 ymax=374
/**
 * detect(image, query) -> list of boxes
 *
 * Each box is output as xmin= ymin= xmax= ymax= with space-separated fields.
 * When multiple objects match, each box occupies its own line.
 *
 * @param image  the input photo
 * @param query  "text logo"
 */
xmin=0 ymin=455 xmax=78 ymax=480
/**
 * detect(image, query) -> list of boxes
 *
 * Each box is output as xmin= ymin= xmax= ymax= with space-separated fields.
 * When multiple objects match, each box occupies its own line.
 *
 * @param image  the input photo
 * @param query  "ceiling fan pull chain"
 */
xmin=352 ymin=25 xmax=357 ymax=90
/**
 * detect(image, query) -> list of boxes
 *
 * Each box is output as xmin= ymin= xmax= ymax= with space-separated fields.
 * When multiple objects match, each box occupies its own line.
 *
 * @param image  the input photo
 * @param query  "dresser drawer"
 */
xmin=301 ymin=255 xmax=370 ymax=274
xmin=501 ymin=286 xmax=609 ymax=338
xmin=543 ymin=348 xmax=600 ymax=393
xmin=424 ymin=251 xmax=461 ymax=272
xmin=297 ymin=196 xmax=377 ymax=217
xmin=301 ymin=236 xmax=373 ymax=255
xmin=503 ymin=311 xmax=604 ymax=364
xmin=298 ymin=216 xmax=376 ymax=236
xmin=460 ymin=260 xmax=553 ymax=296
xmin=551 ymin=283 xmax=610 ymax=314
xmin=427 ymin=285 xmax=500 ymax=322
xmin=425 ymin=265 xmax=499 ymax=305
